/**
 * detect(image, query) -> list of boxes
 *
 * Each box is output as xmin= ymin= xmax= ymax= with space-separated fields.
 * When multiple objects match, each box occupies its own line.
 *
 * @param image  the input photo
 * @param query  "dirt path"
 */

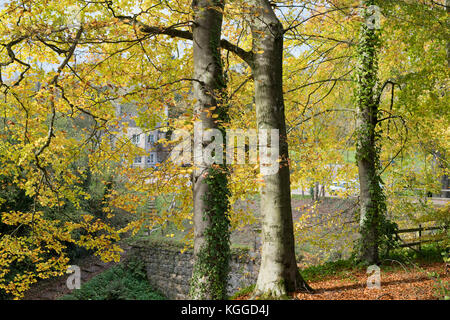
xmin=23 ymin=244 xmax=132 ymax=300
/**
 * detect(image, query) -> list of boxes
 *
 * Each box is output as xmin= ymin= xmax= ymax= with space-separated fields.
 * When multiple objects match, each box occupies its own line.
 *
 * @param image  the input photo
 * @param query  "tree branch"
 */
xmin=105 ymin=2 xmax=254 ymax=66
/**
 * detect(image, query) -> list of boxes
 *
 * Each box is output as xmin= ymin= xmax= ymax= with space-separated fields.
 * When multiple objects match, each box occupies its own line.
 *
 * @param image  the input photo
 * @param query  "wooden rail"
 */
xmin=395 ymin=225 xmax=448 ymax=250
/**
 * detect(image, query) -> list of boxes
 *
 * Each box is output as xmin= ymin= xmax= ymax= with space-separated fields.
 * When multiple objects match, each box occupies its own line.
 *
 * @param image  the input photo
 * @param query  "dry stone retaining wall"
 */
xmin=128 ymin=239 xmax=260 ymax=299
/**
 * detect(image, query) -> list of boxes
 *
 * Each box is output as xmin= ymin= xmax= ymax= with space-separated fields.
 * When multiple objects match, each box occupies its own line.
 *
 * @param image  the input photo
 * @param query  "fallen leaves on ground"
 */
xmin=236 ymin=262 xmax=449 ymax=300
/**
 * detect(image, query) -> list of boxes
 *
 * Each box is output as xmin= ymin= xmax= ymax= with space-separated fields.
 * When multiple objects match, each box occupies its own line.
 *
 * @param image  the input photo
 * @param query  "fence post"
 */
xmin=418 ymin=224 xmax=422 ymax=251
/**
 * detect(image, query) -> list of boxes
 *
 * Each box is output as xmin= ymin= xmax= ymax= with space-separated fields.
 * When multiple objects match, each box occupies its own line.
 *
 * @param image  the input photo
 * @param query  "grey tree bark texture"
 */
xmin=140 ymin=0 xmax=312 ymax=298
xmin=190 ymin=0 xmax=231 ymax=300
xmin=246 ymin=0 xmax=312 ymax=297
xmin=439 ymin=0 xmax=450 ymax=199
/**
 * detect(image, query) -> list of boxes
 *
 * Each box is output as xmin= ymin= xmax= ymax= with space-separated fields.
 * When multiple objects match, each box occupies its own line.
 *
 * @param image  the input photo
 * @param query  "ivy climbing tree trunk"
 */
xmin=116 ymin=0 xmax=311 ymax=298
xmin=355 ymin=0 xmax=385 ymax=265
xmin=247 ymin=0 xmax=311 ymax=297
xmin=189 ymin=0 xmax=231 ymax=300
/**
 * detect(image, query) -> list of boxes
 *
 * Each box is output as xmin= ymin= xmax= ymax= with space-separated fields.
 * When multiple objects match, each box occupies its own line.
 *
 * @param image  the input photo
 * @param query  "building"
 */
xmin=115 ymin=103 xmax=169 ymax=168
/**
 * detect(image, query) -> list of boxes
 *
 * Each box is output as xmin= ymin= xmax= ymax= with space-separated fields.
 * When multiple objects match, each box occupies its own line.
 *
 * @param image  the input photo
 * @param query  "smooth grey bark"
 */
xmin=133 ymin=0 xmax=311 ymax=297
xmin=247 ymin=0 xmax=311 ymax=297
xmin=433 ymin=151 xmax=450 ymax=198
xmin=447 ymin=0 xmax=450 ymax=68
xmin=315 ymin=182 xmax=320 ymax=200
xmin=439 ymin=0 xmax=450 ymax=199
xmin=190 ymin=0 xmax=230 ymax=300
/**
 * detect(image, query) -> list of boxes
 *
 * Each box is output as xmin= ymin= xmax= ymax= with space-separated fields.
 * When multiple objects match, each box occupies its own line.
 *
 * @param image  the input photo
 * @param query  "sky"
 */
xmin=0 ymin=0 xmax=314 ymax=82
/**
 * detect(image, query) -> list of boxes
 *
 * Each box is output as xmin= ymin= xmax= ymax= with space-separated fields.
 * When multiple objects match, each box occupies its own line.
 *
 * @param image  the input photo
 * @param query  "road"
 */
xmin=291 ymin=188 xmax=449 ymax=207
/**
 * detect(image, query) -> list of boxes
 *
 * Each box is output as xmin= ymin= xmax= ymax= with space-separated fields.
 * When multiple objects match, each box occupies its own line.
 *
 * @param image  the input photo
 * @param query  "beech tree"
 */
xmin=189 ymin=0 xmax=231 ymax=299
xmin=244 ymin=0 xmax=311 ymax=296
xmin=354 ymin=0 xmax=386 ymax=264
xmin=124 ymin=0 xmax=312 ymax=297
xmin=3 ymin=0 xmax=446 ymax=300
xmin=0 ymin=0 xmax=313 ymax=299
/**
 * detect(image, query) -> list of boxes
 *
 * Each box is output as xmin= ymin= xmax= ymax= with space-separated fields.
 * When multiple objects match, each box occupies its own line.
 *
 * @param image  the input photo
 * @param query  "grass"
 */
xmin=229 ymin=284 xmax=256 ymax=300
xmin=291 ymin=194 xmax=312 ymax=200
xmin=61 ymin=258 xmax=166 ymax=300
xmin=383 ymin=243 xmax=446 ymax=265
xmin=301 ymin=259 xmax=359 ymax=282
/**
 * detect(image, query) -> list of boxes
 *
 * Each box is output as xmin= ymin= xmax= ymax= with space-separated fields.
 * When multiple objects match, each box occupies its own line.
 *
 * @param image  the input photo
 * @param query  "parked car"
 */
xmin=329 ymin=180 xmax=359 ymax=196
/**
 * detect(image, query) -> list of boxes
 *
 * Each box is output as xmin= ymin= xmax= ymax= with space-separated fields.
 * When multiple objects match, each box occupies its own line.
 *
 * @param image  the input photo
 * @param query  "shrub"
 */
xmin=61 ymin=258 xmax=165 ymax=300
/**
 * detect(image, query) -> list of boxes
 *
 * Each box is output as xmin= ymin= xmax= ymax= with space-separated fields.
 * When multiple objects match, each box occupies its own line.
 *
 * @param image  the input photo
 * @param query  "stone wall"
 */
xmin=128 ymin=239 xmax=260 ymax=299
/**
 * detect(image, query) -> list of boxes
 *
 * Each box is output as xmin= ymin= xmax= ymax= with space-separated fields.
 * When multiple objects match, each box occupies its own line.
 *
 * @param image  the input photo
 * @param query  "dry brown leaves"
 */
xmin=236 ymin=262 xmax=449 ymax=300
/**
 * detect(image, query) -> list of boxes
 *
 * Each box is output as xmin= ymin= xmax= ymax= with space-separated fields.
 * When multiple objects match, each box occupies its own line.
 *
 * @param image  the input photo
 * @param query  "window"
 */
xmin=147 ymin=154 xmax=155 ymax=164
xmin=132 ymin=134 xmax=140 ymax=144
xmin=134 ymin=156 xmax=142 ymax=164
xmin=148 ymin=134 xmax=155 ymax=144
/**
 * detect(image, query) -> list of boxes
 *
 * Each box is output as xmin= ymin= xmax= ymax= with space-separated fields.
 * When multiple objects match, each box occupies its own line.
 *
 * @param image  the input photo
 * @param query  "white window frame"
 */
xmin=132 ymin=134 xmax=140 ymax=144
xmin=148 ymin=133 xmax=155 ymax=144
xmin=147 ymin=153 xmax=156 ymax=164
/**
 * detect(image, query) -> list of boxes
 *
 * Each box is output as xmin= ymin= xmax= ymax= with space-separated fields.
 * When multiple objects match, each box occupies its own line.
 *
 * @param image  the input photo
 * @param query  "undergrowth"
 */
xmin=61 ymin=258 xmax=166 ymax=300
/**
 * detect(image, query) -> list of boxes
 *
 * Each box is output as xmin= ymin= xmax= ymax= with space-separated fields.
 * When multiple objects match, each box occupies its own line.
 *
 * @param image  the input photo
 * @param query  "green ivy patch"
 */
xmin=61 ymin=258 xmax=165 ymax=300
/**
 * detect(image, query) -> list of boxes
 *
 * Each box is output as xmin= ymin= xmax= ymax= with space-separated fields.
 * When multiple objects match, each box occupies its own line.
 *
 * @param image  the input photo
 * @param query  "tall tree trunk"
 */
xmin=315 ymin=182 xmax=320 ymax=200
xmin=190 ymin=0 xmax=231 ymax=299
xmin=434 ymin=151 xmax=450 ymax=198
xmin=247 ymin=0 xmax=311 ymax=297
xmin=447 ymin=0 xmax=450 ymax=69
xmin=440 ymin=0 xmax=450 ymax=199
xmin=355 ymin=0 xmax=384 ymax=265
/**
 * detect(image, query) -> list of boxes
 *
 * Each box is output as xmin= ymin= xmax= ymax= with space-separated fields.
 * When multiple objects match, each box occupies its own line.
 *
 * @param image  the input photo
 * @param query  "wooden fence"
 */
xmin=395 ymin=225 xmax=448 ymax=250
